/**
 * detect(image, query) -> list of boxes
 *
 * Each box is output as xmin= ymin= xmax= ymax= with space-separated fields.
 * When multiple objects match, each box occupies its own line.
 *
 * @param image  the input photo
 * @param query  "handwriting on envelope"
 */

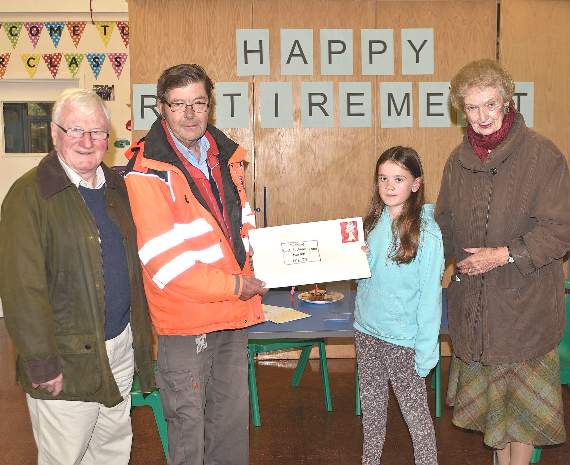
xmin=249 ymin=217 xmax=371 ymax=288
xmin=282 ymin=241 xmax=320 ymax=265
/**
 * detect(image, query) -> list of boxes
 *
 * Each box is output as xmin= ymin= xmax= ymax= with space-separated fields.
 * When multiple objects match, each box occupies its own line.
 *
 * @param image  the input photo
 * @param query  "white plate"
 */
xmin=298 ymin=291 xmax=344 ymax=304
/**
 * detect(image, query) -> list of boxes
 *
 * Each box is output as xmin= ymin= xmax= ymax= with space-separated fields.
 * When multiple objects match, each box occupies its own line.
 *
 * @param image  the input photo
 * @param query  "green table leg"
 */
xmin=247 ymin=346 xmax=262 ymax=427
xmin=131 ymin=378 xmax=169 ymax=459
xmin=434 ymin=360 xmax=442 ymax=418
xmin=318 ymin=341 xmax=333 ymax=411
xmin=530 ymin=447 xmax=542 ymax=463
xmin=291 ymin=346 xmax=312 ymax=387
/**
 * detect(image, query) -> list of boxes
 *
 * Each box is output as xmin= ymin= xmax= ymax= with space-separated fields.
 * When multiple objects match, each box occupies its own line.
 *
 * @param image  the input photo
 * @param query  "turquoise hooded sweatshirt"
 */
xmin=354 ymin=204 xmax=444 ymax=377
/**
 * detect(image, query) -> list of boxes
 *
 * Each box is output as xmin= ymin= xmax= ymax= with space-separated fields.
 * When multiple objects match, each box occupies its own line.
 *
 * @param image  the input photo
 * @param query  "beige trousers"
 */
xmin=26 ymin=324 xmax=135 ymax=465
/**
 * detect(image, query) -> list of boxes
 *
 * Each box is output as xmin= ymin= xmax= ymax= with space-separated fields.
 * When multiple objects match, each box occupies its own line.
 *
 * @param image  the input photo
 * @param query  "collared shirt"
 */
xmin=167 ymin=126 xmax=210 ymax=179
xmin=57 ymin=155 xmax=106 ymax=189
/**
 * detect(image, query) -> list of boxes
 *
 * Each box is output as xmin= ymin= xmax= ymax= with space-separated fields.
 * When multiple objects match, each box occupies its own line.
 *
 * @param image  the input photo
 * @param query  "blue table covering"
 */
xmin=248 ymin=287 xmax=448 ymax=339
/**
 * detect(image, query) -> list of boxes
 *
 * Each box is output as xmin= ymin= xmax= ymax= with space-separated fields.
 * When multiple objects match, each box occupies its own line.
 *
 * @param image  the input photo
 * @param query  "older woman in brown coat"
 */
xmin=436 ymin=59 xmax=570 ymax=465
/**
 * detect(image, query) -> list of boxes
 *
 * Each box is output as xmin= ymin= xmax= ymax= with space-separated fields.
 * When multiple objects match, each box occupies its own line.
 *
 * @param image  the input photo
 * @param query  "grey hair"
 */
xmin=449 ymin=59 xmax=515 ymax=110
xmin=51 ymin=89 xmax=111 ymax=127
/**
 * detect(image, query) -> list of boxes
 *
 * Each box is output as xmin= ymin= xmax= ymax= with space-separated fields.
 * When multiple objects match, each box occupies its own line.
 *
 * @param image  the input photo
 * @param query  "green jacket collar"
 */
xmin=36 ymin=151 xmax=120 ymax=200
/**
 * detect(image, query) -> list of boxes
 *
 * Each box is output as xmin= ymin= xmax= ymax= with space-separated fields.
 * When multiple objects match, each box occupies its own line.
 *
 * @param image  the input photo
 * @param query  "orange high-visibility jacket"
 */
xmin=124 ymin=122 xmax=264 ymax=336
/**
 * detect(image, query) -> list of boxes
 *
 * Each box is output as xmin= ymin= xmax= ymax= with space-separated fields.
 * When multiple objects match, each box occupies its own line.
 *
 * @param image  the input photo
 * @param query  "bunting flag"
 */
xmin=86 ymin=52 xmax=106 ymax=79
xmin=21 ymin=53 xmax=40 ymax=78
xmin=4 ymin=22 xmax=23 ymax=49
xmin=107 ymin=52 xmax=128 ymax=79
xmin=0 ymin=53 xmax=10 ymax=79
xmin=64 ymin=53 xmax=84 ymax=78
xmin=42 ymin=53 xmax=62 ymax=79
xmin=66 ymin=21 xmax=86 ymax=48
xmin=45 ymin=21 xmax=65 ymax=48
xmin=95 ymin=21 xmax=114 ymax=47
xmin=24 ymin=22 xmax=44 ymax=48
xmin=116 ymin=21 xmax=129 ymax=47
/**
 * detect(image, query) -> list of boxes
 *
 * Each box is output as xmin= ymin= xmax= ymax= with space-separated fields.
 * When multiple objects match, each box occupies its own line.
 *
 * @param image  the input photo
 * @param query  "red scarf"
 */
xmin=467 ymin=103 xmax=516 ymax=161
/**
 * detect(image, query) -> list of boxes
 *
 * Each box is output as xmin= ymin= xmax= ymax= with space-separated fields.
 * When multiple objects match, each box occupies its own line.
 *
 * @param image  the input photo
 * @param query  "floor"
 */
xmin=1 ymin=320 xmax=569 ymax=465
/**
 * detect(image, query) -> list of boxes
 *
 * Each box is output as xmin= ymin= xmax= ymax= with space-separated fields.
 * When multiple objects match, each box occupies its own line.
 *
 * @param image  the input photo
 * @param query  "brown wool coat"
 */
xmin=436 ymin=113 xmax=570 ymax=365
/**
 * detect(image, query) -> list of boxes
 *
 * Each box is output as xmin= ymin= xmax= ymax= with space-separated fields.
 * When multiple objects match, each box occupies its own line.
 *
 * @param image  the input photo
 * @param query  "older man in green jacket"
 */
xmin=0 ymin=89 xmax=154 ymax=465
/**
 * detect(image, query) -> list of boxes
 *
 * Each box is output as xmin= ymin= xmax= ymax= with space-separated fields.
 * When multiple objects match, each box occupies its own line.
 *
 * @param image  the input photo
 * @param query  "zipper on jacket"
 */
xmin=478 ymin=167 xmax=497 ymax=360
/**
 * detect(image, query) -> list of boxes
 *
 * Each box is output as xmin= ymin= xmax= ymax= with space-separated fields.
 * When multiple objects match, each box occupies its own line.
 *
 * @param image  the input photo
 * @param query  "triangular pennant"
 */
xmin=107 ymin=53 xmax=128 ymax=79
xmin=0 ymin=53 xmax=10 ymax=79
xmin=42 ymin=53 xmax=62 ymax=79
xmin=45 ymin=21 xmax=65 ymax=48
xmin=116 ymin=21 xmax=129 ymax=48
xmin=24 ymin=22 xmax=44 ymax=48
xmin=21 ymin=53 xmax=40 ymax=78
xmin=66 ymin=21 xmax=86 ymax=48
xmin=4 ymin=22 xmax=23 ymax=49
xmin=86 ymin=52 xmax=106 ymax=79
xmin=95 ymin=21 xmax=114 ymax=48
xmin=64 ymin=53 xmax=84 ymax=78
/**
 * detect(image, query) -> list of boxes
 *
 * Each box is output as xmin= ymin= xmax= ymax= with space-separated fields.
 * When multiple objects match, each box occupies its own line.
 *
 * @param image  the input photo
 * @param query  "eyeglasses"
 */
xmin=464 ymin=99 xmax=503 ymax=115
xmin=162 ymin=99 xmax=210 ymax=114
xmin=54 ymin=122 xmax=109 ymax=140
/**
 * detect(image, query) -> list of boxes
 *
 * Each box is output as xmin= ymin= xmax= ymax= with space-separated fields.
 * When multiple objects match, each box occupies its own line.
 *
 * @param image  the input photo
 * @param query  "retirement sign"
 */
xmin=132 ymin=28 xmax=534 ymax=130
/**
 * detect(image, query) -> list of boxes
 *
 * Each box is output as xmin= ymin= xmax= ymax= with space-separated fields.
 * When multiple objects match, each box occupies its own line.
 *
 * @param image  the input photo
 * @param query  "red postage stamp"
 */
xmin=340 ymin=220 xmax=358 ymax=243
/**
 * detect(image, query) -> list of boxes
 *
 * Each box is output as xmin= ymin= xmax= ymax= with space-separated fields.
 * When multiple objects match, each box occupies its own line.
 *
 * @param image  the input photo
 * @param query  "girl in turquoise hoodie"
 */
xmin=354 ymin=146 xmax=444 ymax=465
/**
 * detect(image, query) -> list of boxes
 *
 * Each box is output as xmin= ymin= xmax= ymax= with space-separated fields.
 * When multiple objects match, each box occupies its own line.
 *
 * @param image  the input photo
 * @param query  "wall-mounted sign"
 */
xmin=236 ymin=28 xmax=434 ymax=76
xmin=132 ymin=81 xmax=534 ymax=130
xmin=132 ymin=83 xmax=160 ymax=130
xmin=131 ymin=27 xmax=534 ymax=130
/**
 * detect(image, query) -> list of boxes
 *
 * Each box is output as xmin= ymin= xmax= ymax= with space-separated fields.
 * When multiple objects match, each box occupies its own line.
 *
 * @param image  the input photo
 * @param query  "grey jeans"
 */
xmin=156 ymin=329 xmax=249 ymax=465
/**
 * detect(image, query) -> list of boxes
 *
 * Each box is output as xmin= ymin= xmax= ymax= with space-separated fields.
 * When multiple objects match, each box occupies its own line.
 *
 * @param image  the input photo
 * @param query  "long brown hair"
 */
xmin=363 ymin=146 xmax=425 ymax=264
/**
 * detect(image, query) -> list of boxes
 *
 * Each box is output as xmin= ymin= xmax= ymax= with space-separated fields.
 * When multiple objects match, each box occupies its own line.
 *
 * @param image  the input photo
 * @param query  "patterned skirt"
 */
xmin=447 ymin=349 xmax=566 ymax=448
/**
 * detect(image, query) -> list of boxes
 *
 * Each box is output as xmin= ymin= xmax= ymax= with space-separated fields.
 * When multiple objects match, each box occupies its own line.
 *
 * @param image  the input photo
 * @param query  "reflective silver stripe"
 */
xmin=242 ymin=202 xmax=256 ymax=227
xmin=167 ymin=171 xmax=176 ymax=202
xmin=139 ymin=219 xmax=213 ymax=265
xmin=151 ymin=243 xmax=224 ymax=289
xmin=242 ymin=236 xmax=249 ymax=251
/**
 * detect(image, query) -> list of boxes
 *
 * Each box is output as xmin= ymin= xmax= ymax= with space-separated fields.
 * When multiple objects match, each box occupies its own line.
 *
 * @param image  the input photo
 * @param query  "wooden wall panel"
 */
xmin=500 ymin=0 xmax=570 ymax=162
xmin=374 ymin=1 xmax=497 ymax=208
xmin=129 ymin=0 xmax=256 ymax=195
xmin=253 ymin=0 xmax=496 ymax=226
xmin=252 ymin=0 xmax=377 ymax=226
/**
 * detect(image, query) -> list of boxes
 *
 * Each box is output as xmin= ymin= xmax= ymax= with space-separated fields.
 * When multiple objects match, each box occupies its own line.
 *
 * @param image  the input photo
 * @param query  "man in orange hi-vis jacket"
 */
xmin=124 ymin=64 xmax=267 ymax=465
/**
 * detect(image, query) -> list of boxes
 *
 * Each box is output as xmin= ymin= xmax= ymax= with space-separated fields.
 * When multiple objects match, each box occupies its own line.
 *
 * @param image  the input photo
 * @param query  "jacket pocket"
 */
xmin=155 ymin=369 xmax=197 ymax=421
xmin=56 ymin=333 xmax=102 ymax=396
xmin=486 ymin=279 xmax=559 ymax=359
xmin=446 ymin=279 xmax=479 ymax=346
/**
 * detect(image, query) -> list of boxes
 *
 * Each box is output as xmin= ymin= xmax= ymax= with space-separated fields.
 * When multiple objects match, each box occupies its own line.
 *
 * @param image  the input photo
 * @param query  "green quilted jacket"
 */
xmin=0 ymin=151 xmax=155 ymax=407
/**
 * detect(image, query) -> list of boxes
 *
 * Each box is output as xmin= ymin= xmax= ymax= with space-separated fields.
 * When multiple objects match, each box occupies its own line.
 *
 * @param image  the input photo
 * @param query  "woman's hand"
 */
xmin=456 ymin=247 xmax=509 ymax=276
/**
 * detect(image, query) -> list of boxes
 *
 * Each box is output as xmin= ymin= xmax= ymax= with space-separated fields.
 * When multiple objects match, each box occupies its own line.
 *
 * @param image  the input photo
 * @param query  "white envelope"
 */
xmin=249 ymin=217 xmax=371 ymax=288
